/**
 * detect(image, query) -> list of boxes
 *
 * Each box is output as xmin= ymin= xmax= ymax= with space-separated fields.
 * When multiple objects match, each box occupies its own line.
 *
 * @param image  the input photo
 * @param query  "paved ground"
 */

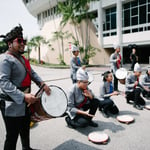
xmin=1 ymin=64 xmax=150 ymax=150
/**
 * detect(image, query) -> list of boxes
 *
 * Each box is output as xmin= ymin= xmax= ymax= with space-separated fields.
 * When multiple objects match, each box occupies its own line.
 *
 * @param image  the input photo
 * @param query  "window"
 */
xmin=104 ymin=7 xmax=116 ymax=31
xmin=124 ymin=10 xmax=130 ymax=27
xmin=139 ymin=5 xmax=146 ymax=24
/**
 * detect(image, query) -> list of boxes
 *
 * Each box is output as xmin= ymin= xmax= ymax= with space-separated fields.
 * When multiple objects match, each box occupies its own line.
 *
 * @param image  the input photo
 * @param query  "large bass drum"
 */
xmin=115 ymin=68 xmax=128 ymax=84
xmin=30 ymin=85 xmax=68 ymax=122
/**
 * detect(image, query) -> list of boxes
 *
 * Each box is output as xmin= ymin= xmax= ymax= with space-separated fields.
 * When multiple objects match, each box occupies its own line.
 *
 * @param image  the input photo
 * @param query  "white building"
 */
xmin=23 ymin=0 xmax=150 ymax=64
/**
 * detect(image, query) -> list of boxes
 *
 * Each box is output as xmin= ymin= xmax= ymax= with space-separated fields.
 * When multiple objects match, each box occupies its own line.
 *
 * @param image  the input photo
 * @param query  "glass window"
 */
xmin=148 ymin=4 xmax=150 ymax=12
xmin=124 ymin=3 xmax=130 ymax=10
xmin=106 ymin=15 xmax=110 ymax=22
xmin=123 ymin=30 xmax=130 ymax=34
xmin=132 ymin=7 xmax=138 ymax=16
xmin=132 ymin=16 xmax=138 ymax=25
xmin=124 ymin=10 xmax=130 ymax=27
xmin=106 ymin=23 xmax=110 ymax=30
xmin=132 ymin=28 xmax=138 ymax=33
xmin=139 ymin=6 xmax=146 ymax=24
xmin=131 ymin=1 xmax=138 ymax=7
xmin=148 ymin=14 xmax=150 ymax=22
xmin=139 ymin=0 xmax=146 ymax=5
xmin=111 ymin=7 xmax=116 ymax=13
xmin=111 ymin=14 xmax=116 ymax=29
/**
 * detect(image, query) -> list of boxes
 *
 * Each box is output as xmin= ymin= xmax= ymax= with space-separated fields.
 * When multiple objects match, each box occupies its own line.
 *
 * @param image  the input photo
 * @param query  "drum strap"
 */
xmin=116 ymin=54 xmax=121 ymax=69
xmin=134 ymin=77 xmax=139 ymax=88
xmin=77 ymin=96 xmax=88 ymax=109
xmin=6 ymin=51 xmax=41 ymax=87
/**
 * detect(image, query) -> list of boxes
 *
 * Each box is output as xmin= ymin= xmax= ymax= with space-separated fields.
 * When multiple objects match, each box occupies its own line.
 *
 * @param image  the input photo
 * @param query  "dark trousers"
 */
xmin=99 ymin=98 xmax=119 ymax=115
xmin=0 ymin=103 xmax=31 ymax=150
xmin=111 ymin=70 xmax=118 ymax=91
xmin=142 ymin=90 xmax=150 ymax=98
xmin=131 ymin=61 xmax=136 ymax=71
xmin=126 ymin=88 xmax=145 ymax=106
xmin=68 ymin=98 xmax=99 ymax=128
xmin=71 ymin=75 xmax=77 ymax=84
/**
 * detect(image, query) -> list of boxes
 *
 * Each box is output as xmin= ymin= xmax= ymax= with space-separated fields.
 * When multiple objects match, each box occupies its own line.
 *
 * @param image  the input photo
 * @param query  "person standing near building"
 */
xmin=70 ymin=44 xmax=85 ymax=84
xmin=0 ymin=25 xmax=50 ymax=150
xmin=130 ymin=48 xmax=138 ymax=71
xmin=110 ymin=43 xmax=122 ymax=91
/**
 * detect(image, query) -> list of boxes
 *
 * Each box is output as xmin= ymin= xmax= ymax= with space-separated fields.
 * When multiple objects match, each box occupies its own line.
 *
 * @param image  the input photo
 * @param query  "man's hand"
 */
xmin=24 ymin=93 xmax=38 ymax=105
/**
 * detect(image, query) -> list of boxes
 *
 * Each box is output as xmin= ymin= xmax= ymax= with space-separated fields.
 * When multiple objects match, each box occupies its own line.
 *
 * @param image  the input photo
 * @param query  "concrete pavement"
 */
xmin=1 ymin=64 xmax=150 ymax=150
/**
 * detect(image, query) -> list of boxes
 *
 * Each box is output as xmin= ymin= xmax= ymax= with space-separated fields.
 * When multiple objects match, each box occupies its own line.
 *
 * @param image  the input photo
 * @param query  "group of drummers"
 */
xmin=0 ymin=24 xmax=150 ymax=149
xmin=67 ymin=43 xmax=150 ymax=129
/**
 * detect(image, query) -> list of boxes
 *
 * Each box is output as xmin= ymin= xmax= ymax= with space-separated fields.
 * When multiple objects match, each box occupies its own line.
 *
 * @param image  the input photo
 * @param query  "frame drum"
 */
xmin=117 ymin=115 xmax=134 ymax=124
xmin=145 ymin=105 xmax=150 ymax=110
xmin=115 ymin=68 xmax=128 ymax=84
xmin=88 ymin=132 xmax=109 ymax=144
xmin=30 ymin=85 xmax=68 ymax=122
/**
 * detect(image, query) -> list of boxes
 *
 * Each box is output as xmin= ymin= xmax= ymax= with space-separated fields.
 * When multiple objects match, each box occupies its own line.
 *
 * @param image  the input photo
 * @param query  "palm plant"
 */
xmin=52 ymin=30 xmax=72 ymax=65
xmin=0 ymin=41 xmax=7 ymax=54
xmin=57 ymin=0 xmax=99 ymax=65
xmin=28 ymin=36 xmax=49 ymax=64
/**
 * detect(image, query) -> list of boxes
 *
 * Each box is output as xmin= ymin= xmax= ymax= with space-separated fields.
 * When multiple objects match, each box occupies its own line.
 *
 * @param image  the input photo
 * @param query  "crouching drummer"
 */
xmin=65 ymin=67 xmax=99 ymax=128
xmin=141 ymin=67 xmax=150 ymax=98
xmin=125 ymin=63 xmax=145 ymax=110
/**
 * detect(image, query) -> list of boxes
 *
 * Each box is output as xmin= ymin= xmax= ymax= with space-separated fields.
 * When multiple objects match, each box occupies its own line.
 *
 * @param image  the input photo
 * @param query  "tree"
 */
xmin=57 ymin=0 xmax=99 ymax=65
xmin=52 ymin=30 xmax=72 ymax=65
xmin=0 ymin=41 xmax=7 ymax=54
xmin=28 ymin=36 xmax=48 ymax=64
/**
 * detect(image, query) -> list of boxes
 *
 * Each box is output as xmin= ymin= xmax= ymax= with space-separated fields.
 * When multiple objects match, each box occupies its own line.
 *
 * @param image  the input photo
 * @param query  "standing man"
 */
xmin=0 ymin=25 xmax=50 ymax=150
xmin=110 ymin=43 xmax=122 ymax=91
xmin=130 ymin=48 xmax=138 ymax=71
xmin=70 ymin=44 xmax=85 ymax=84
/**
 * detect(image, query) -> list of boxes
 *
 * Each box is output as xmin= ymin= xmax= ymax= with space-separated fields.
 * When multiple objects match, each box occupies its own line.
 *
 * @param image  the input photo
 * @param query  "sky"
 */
xmin=0 ymin=0 xmax=40 ymax=40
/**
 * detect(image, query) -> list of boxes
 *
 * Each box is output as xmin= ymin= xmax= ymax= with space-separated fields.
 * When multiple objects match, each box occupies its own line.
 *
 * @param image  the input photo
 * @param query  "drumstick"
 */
xmin=27 ymin=84 xmax=45 ymax=107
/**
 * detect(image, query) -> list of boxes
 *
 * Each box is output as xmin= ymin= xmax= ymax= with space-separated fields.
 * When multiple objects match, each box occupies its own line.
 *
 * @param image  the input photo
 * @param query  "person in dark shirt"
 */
xmin=130 ymin=48 xmax=138 ymax=71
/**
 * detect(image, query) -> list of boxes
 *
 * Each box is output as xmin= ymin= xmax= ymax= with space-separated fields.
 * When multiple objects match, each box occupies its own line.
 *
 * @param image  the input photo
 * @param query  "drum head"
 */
xmin=41 ymin=85 xmax=68 ymax=117
xmin=115 ymin=68 xmax=127 ymax=80
xmin=117 ymin=115 xmax=134 ymax=124
xmin=145 ymin=105 xmax=150 ymax=110
xmin=88 ymin=132 xmax=109 ymax=144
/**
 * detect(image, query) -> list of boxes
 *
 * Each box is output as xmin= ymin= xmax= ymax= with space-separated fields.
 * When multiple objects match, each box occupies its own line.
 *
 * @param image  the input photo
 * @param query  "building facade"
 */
xmin=23 ymin=0 xmax=150 ymax=64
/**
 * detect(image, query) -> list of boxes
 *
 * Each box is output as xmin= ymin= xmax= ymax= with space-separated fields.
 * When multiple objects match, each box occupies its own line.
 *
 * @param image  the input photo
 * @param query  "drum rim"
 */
xmin=117 ymin=115 xmax=134 ymax=123
xmin=115 ymin=68 xmax=128 ymax=80
xmin=145 ymin=105 xmax=150 ymax=110
xmin=40 ymin=85 xmax=68 ymax=118
xmin=88 ymin=132 xmax=109 ymax=143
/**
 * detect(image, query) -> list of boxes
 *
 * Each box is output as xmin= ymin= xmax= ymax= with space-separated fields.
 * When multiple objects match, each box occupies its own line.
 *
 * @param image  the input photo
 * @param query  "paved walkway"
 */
xmin=0 ymin=64 xmax=150 ymax=150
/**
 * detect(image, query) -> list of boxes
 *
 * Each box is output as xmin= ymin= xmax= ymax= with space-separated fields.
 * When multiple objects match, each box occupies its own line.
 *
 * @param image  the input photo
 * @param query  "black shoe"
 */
xmin=126 ymin=100 xmax=133 ymax=104
xmin=89 ymin=120 xmax=98 ymax=127
xmin=133 ymin=104 xmax=143 ymax=110
xmin=65 ymin=116 xmax=77 ymax=129
xmin=101 ymin=109 xmax=109 ymax=118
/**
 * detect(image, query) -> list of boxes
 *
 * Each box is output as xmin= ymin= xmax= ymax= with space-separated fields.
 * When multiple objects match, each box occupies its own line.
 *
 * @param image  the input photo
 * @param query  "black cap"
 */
xmin=0 ymin=24 xmax=23 ymax=43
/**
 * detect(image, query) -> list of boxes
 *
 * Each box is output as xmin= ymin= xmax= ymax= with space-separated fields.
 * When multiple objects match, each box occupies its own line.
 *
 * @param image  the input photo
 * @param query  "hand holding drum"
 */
xmin=26 ymin=84 xmax=51 ymax=107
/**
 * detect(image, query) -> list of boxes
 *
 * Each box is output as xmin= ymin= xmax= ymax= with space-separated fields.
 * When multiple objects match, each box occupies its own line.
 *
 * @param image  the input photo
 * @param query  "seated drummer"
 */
xmin=99 ymin=71 xmax=119 ymax=118
xmin=125 ymin=63 xmax=145 ymax=110
xmin=65 ymin=67 xmax=99 ymax=128
xmin=141 ymin=67 xmax=150 ymax=98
